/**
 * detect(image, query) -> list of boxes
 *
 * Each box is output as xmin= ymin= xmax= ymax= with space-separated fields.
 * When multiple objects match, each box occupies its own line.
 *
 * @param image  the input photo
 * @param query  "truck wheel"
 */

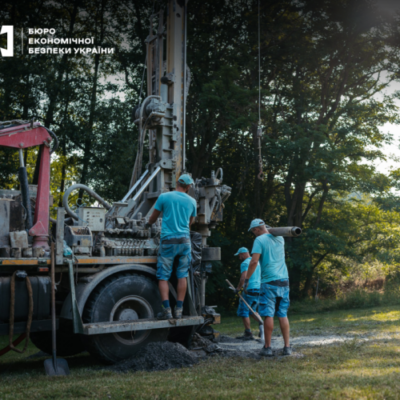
xmin=30 ymin=327 xmax=85 ymax=357
xmin=82 ymin=273 xmax=169 ymax=364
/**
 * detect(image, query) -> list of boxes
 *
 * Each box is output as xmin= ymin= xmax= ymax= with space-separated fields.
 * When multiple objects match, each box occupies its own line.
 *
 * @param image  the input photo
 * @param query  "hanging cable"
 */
xmin=138 ymin=54 xmax=147 ymax=104
xmin=183 ymin=0 xmax=188 ymax=173
xmin=130 ymin=0 xmax=157 ymax=189
xmin=258 ymin=0 xmax=261 ymax=126
xmin=257 ymin=0 xmax=264 ymax=181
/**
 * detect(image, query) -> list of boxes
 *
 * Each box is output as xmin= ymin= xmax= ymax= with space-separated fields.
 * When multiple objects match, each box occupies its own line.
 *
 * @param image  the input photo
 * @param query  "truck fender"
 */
xmin=60 ymin=264 xmax=156 ymax=320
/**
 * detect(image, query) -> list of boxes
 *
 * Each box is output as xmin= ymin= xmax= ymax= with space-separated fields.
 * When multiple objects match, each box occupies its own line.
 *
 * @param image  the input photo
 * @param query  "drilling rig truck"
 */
xmin=0 ymin=1 xmax=231 ymax=364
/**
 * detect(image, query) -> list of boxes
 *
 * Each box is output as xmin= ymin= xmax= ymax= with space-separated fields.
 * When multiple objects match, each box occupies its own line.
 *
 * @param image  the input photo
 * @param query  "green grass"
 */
xmin=1 ymin=305 xmax=400 ymax=399
xmin=290 ymin=287 xmax=400 ymax=315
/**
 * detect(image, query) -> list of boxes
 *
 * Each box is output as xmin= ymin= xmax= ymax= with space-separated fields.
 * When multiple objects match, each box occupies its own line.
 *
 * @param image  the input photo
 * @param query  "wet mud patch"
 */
xmin=107 ymin=335 xmax=304 ymax=374
xmin=191 ymin=334 xmax=304 ymax=360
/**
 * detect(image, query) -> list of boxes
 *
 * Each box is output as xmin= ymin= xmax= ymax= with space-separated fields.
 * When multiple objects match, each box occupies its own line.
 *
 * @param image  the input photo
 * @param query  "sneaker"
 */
xmin=174 ymin=306 xmax=183 ymax=319
xmin=244 ymin=330 xmax=255 ymax=340
xmin=260 ymin=346 xmax=273 ymax=357
xmin=282 ymin=346 xmax=292 ymax=356
xmin=157 ymin=306 xmax=173 ymax=320
xmin=235 ymin=330 xmax=255 ymax=340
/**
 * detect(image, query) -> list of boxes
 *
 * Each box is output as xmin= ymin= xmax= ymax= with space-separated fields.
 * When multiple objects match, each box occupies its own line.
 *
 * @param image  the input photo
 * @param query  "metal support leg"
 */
xmin=55 ymin=208 xmax=65 ymax=265
xmin=67 ymin=260 xmax=83 ymax=334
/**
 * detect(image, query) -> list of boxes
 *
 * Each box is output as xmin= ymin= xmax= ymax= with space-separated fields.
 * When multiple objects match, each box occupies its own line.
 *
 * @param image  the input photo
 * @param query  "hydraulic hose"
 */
xmin=215 ymin=168 xmax=223 ymax=182
xmin=45 ymin=128 xmax=59 ymax=154
xmin=62 ymin=184 xmax=111 ymax=220
xmin=8 ymin=271 xmax=33 ymax=354
xmin=18 ymin=168 xmax=33 ymax=231
xmin=0 ymin=334 xmax=27 ymax=357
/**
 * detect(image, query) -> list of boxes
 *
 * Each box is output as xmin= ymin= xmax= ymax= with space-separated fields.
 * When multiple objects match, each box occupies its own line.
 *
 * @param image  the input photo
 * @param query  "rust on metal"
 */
xmin=0 ymin=258 xmax=51 ymax=265
xmin=74 ymin=256 xmax=158 ymax=264
xmin=0 ymin=255 xmax=157 ymax=267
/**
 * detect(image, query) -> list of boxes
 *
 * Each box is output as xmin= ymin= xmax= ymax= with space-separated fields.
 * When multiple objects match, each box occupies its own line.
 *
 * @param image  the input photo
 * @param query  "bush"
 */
xmin=290 ymin=285 xmax=400 ymax=315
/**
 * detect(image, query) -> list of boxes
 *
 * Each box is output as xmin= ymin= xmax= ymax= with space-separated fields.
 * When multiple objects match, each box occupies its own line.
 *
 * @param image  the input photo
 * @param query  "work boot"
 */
xmin=157 ymin=306 xmax=173 ymax=320
xmin=260 ymin=346 xmax=273 ymax=357
xmin=243 ymin=330 xmax=254 ymax=340
xmin=282 ymin=346 xmax=292 ymax=356
xmin=174 ymin=306 xmax=183 ymax=319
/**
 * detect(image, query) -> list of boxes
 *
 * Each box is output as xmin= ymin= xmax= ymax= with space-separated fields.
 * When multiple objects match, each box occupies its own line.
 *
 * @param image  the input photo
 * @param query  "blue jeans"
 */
xmin=259 ymin=280 xmax=290 ymax=318
xmin=156 ymin=236 xmax=192 ymax=280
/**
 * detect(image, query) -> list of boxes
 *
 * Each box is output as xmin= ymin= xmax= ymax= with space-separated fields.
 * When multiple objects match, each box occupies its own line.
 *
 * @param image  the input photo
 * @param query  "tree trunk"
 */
xmin=78 ymin=0 xmax=106 ymax=199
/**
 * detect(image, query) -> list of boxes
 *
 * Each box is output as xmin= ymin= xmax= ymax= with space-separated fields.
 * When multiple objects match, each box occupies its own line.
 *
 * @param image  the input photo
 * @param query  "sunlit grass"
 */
xmin=1 ymin=305 xmax=400 ymax=399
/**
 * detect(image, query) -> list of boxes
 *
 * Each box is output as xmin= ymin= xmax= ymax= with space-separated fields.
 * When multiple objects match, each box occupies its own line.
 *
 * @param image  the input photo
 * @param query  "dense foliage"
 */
xmin=1 ymin=0 xmax=400 ymax=306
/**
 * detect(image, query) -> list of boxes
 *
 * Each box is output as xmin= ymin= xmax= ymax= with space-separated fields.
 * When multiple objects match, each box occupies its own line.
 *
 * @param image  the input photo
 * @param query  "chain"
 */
xmin=257 ymin=0 xmax=264 ymax=182
xmin=257 ymin=126 xmax=264 ymax=181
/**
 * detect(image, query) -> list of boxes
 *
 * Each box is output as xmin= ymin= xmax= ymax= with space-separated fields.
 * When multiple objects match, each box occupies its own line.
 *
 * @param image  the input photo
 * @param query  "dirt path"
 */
xmin=218 ymin=334 xmax=369 ymax=352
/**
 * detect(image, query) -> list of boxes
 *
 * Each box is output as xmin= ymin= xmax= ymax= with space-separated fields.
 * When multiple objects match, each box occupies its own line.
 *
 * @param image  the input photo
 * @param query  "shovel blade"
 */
xmin=259 ymin=323 xmax=265 ymax=342
xmin=44 ymin=357 xmax=70 ymax=376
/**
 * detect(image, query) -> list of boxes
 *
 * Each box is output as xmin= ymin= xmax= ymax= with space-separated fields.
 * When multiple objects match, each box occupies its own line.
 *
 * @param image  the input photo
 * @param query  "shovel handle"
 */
xmin=51 ymin=243 xmax=57 ymax=365
xmin=226 ymin=279 xmax=263 ymax=324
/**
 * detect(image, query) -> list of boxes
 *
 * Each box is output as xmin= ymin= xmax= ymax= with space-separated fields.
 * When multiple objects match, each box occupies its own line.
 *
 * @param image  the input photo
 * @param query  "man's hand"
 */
xmin=148 ymin=209 xmax=161 ymax=226
xmin=228 ymin=287 xmax=240 ymax=295
xmin=243 ymin=279 xmax=249 ymax=294
xmin=144 ymin=222 xmax=152 ymax=229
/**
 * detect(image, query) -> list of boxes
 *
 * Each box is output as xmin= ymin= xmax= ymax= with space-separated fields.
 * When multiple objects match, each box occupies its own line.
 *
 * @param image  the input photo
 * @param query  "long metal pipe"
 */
xmin=62 ymin=184 xmax=111 ymax=220
xmin=268 ymin=227 xmax=302 ymax=237
xmin=122 ymin=169 xmax=149 ymax=202
xmin=132 ymin=166 xmax=161 ymax=202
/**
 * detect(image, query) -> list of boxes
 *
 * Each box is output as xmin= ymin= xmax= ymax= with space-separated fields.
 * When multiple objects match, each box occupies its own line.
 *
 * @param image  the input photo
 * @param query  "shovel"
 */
xmin=226 ymin=279 xmax=264 ymax=339
xmin=44 ymin=243 xmax=70 ymax=376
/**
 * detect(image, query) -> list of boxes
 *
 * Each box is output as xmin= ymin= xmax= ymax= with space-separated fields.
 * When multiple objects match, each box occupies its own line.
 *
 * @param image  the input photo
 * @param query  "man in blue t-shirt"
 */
xmin=245 ymin=219 xmax=292 ymax=357
xmin=234 ymin=247 xmax=262 ymax=340
xmin=147 ymin=174 xmax=197 ymax=320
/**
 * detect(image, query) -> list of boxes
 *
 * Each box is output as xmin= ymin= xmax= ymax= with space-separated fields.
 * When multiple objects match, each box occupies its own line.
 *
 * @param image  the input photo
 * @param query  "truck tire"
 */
xmin=82 ymin=272 xmax=169 ymax=364
xmin=30 ymin=328 xmax=85 ymax=357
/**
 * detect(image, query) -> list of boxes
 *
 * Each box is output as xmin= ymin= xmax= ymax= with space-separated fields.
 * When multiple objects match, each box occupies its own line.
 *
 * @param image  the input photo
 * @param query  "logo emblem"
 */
xmin=0 ymin=26 xmax=14 ymax=57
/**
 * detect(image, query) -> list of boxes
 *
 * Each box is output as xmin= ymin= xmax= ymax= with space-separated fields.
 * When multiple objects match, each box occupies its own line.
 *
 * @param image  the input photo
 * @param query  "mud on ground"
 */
xmin=107 ymin=334 xmax=304 ymax=373
xmin=107 ymin=341 xmax=199 ymax=373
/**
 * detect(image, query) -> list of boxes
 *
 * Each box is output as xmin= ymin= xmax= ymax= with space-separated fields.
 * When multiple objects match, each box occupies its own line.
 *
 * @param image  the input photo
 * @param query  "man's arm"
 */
xmin=237 ymin=271 xmax=247 ymax=290
xmin=148 ymin=209 xmax=161 ymax=225
xmin=243 ymin=253 xmax=260 ymax=293
xmin=247 ymin=253 xmax=260 ymax=280
xmin=189 ymin=216 xmax=195 ymax=226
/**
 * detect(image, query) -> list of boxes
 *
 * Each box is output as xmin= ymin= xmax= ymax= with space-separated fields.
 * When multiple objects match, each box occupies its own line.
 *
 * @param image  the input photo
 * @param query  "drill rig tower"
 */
xmin=0 ymin=0 xmax=230 ymax=365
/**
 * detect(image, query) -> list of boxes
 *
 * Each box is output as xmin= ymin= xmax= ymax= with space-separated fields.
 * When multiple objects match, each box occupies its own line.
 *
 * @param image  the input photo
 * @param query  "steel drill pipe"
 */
xmin=268 ymin=227 xmax=302 ymax=237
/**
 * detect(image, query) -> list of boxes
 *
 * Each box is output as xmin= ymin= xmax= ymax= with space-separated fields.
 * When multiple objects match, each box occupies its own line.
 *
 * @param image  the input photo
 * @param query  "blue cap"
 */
xmin=248 ymin=219 xmax=271 ymax=231
xmin=178 ymin=174 xmax=194 ymax=185
xmin=234 ymin=247 xmax=249 ymax=256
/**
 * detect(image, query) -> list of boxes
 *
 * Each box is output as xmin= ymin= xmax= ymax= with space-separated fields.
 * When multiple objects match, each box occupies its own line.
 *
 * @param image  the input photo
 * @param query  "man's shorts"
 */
xmin=156 ymin=236 xmax=191 ymax=280
xmin=259 ymin=280 xmax=290 ymax=318
xmin=237 ymin=290 xmax=260 ymax=318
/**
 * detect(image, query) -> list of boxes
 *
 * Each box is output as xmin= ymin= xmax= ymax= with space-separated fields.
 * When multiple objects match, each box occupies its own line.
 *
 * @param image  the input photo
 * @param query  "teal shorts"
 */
xmin=259 ymin=280 xmax=290 ymax=318
xmin=156 ymin=236 xmax=191 ymax=280
xmin=237 ymin=291 xmax=259 ymax=318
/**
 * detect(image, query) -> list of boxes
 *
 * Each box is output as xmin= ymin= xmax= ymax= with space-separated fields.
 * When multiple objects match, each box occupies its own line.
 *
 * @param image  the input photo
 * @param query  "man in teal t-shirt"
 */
xmin=245 ymin=219 xmax=291 ymax=357
xmin=234 ymin=247 xmax=262 ymax=340
xmin=147 ymin=174 xmax=197 ymax=320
